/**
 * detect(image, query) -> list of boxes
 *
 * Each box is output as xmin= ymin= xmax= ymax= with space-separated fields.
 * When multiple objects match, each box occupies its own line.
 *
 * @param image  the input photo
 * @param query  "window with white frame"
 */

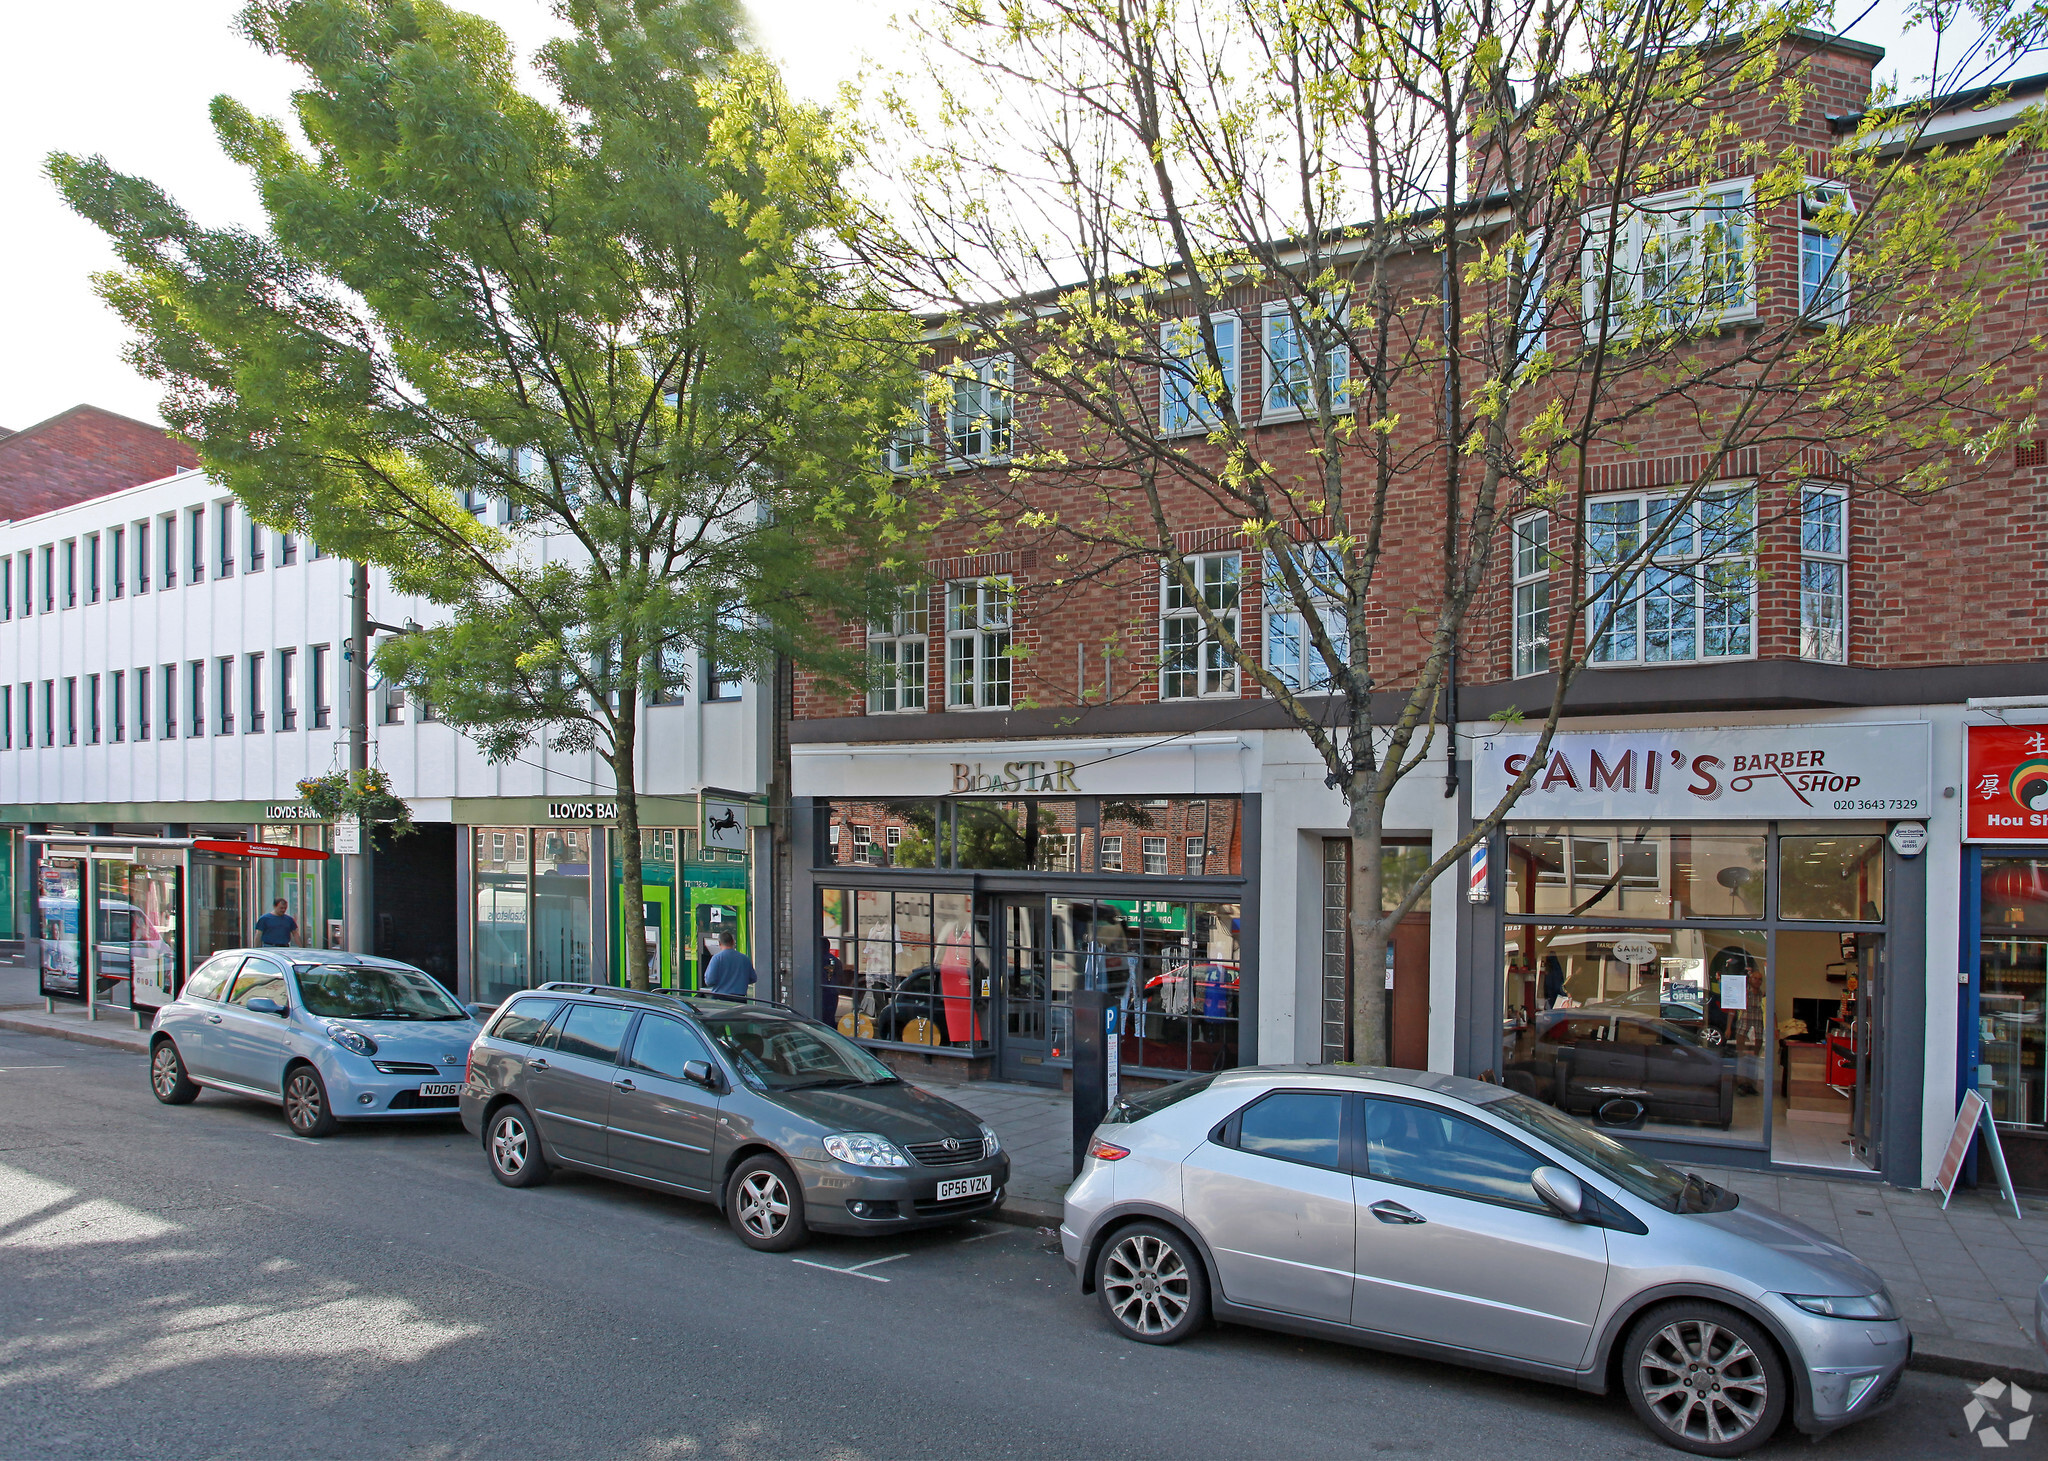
xmin=1263 ymin=543 xmax=1346 ymax=692
xmin=1160 ymin=314 xmax=1239 ymax=434
xmin=946 ymin=357 xmax=1013 ymax=463
xmin=1800 ymin=183 xmax=1854 ymax=325
xmin=1142 ymin=837 xmax=1168 ymax=875
xmin=1586 ymin=485 xmax=1756 ymax=666
xmin=1261 ymin=298 xmax=1350 ymax=418
xmin=1512 ymin=514 xmax=1551 ymax=678
xmin=946 ymin=576 xmax=1013 ymax=708
xmin=852 ymin=825 xmax=874 ymax=863
xmin=868 ymin=585 xmax=928 ymax=713
xmin=885 ymin=378 xmax=932 ymax=473
xmin=1800 ymin=487 xmax=1847 ymax=663
xmin=707 ymin=603 xmax=749 ymax=701
xmin=1101 ymin=835 xmax=1123 ymax=871
xmin=1162 ymin=553 xmax=1240 ymax=699
xmin=1583 ymin=180 xmax=1754 ymax=337
xmin=1515 ymin=229 xmax=1548 ymax=371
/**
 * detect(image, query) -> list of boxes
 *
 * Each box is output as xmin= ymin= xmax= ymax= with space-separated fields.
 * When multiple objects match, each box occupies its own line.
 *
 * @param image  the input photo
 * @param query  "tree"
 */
xmin=860 ymin=0 xmax=2048 ymax=1062
xmin=52 ymin=0 xmax=921 ymax=990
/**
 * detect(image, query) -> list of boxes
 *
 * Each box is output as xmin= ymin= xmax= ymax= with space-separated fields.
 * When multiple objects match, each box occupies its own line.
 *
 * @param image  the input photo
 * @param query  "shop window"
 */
xmin=1981 ymin=857 xmax=2048 ymax=1130
xmin=1501 ymin=925 xmax=1766 ymax=1146
xmin=946 ymin=577 xmax=1012 ymax=709
xmin=1162 ymin=553 xmax=1239 ymax=699
xmin=868 ymin=585 xmax=928 ymax=713
xmin=1512 ymin=514 xmax=1551 ymax=677
xmin=819 ymin=887 xmax=986 ymax=1050
xmin=1778 ymin=832 xmax=1884 ymax=922
xmin=1586 ymin=487 xmax=1755 ymax=666
xmin=1508 ymin=825 xmax=1764 ymax=920
xmin=1799 ymin=488 xmax=1847 ymax=663
xmin=473 ymin=826 xmax=528 ymax=1005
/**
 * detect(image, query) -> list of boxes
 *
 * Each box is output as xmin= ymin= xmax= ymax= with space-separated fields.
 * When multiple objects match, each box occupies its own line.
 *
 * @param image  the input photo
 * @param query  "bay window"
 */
xmin=1587 ymin=486 xmax=1755 ymax=666
xmin=1583 ymin=180 xmax=1754 ymax=337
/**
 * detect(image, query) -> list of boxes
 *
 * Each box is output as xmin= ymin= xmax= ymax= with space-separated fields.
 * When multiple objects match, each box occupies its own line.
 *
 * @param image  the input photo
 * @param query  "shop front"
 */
xmin=791 ymin=737 xmax=1257 ymax=1089
xmin=1474 ymin=722 xmax=1931 ymax=1185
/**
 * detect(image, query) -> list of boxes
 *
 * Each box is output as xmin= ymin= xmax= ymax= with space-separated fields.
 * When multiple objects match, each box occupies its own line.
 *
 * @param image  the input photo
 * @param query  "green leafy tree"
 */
xmin=52 ymin=0 xmax=920 ymax=990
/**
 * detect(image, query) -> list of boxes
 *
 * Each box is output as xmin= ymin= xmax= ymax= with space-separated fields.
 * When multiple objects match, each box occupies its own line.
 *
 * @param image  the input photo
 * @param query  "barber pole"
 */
xmin=1467 ymin=840 xmax=1491 ymax=904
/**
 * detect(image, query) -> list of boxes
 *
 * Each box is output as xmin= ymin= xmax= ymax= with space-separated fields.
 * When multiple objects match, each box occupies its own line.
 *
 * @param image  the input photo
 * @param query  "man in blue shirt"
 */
xmin=254 ymin=899 xmax=300 ymax=948
xmin=703 ymin=928 xmax=755 ymax=997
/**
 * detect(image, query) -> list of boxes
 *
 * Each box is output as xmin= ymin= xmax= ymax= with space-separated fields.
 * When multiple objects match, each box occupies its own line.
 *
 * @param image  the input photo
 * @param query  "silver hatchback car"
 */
xmin=1063 ymin=1067 xmax=1908 ymax=1457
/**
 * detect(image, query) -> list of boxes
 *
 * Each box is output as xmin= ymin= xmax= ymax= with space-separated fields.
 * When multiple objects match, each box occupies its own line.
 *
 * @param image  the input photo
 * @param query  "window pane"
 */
xmin=1779 ymin=835 xmax=1885 ymax=921
xmin=1982 ymin=858 xmax=2048 ymax=1128
xmin=489 ymin=998 xmax=561 ymax=1046
xmin=1507 ymin=825 xmax=1765 ymax=920
xmin=554 ymin=1002 xmax=634 ymax=1064
xmin=1238 ymin=1091 xmax=1342 ymax=1167
xmin=1801 ymin=490 xmax=1844 ymax=557
xmin=629 ymin=1015 xmax=712 ymax=1079
xmin=1365 ymin=1099 xmax=1543 ymax=1208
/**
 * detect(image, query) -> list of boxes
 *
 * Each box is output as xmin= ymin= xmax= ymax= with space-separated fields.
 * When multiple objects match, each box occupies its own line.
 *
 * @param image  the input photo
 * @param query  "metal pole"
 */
xmin=347 ymin=562 xmax=372 ymax=953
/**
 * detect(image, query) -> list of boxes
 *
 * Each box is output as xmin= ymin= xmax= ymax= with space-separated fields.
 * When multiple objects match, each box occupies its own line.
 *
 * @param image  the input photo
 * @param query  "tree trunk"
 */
xmin=1349 ymin=808 xmax=1389 ymax=1067
xmin=615 ymin=707 xmax=650 ymax=992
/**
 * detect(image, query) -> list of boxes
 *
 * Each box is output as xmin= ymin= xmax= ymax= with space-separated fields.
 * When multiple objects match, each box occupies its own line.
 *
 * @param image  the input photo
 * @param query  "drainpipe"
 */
xmin=346 ymin=562 xmax=372 ymax=953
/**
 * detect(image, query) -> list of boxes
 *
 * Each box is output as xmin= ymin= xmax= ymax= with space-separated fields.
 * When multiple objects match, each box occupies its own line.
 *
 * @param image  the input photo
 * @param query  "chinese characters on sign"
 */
xmin=1965 ymin=724 xmax=2048 ymax=841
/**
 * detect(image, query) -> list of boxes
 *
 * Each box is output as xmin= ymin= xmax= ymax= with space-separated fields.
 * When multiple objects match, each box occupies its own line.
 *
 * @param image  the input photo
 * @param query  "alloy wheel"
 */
xmin=1103 ymin=1233 xmax=1192 ymax=1337
xmin=284 ymin=1072 xmax=323 ymax=1132
xmin=492 ymin=1114 xmax=530 ymax=1175
xmin=151 ymin=1047 xmax=181 ymax=1098
xmin=736 ymin=1170 xmax=790 ymax=1240
xmin=1637 ymin=1317 xmax=1771 ymax=1446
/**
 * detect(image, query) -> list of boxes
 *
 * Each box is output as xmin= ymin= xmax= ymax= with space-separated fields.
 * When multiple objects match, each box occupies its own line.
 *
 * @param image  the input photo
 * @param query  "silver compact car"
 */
xmin=461 ymin=984 xmax=1009 ymax=1251
xmin=149 ymin=950 xmax=480 ymax=1135
xmin=1062 ymin=1067 xmax=1908 ymax=1457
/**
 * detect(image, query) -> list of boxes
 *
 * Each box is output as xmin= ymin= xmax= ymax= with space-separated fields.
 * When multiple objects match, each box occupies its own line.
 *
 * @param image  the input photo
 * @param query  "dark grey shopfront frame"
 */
xmin=1461 ymin=819 xmax=1927 ymax=1188
xmin=789 ymin=794 xmax=1262 ymax=1080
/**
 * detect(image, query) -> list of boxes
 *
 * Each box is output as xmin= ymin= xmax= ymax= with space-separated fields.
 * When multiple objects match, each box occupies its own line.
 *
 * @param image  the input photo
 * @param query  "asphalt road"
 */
xmin=0 ymin=1027 xmax=2002 ymax=1460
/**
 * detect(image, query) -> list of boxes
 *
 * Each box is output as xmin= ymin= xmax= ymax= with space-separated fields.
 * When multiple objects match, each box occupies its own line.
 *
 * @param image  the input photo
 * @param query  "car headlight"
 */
xmin=823 ymin=1132 xmax=909 ymax=1168
xmin=980 ymin=1122 xmax=1001 ymax=1159
xmin=322 ymin=1021 xmax=378 ymax=1057
xmin=1786 ymin=1292 xmax=1897 ymax=1321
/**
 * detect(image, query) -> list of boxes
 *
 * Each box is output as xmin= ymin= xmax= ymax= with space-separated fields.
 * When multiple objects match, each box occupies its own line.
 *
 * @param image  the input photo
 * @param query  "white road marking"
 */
xmin=0 ymin=1067 xmax=64 ymax=1072
xmin=791 ymin=1252 xmax=910 ymax=1282
xmin=960 ymin=1228 xmax=1013 ymax=1242
xmin=269 ymin=1133 xmax=322 ymax=1146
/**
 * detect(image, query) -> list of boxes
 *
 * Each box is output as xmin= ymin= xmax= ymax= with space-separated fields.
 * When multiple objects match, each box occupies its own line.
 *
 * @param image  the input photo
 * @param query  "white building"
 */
xmin=1 ymin=466 xmax=775 ymax=1009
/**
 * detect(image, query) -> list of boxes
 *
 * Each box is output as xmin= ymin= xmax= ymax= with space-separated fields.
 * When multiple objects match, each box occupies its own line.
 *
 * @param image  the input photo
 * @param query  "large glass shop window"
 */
xmin=1982 ymin=856 xmax=2048 ymax=1131
xmin=1502 ymin=924 xmax=1767 ymax=1143
xmin=819 ymin=887 xmax=989 ymax=1050
xmin=1507 ymin=825 xmax=1767 ymax=920
xmin=821 ymin=797 xmax=1243 ymax=875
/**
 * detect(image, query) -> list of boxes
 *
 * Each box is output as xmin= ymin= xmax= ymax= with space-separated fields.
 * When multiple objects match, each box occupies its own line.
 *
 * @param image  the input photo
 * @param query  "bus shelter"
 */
xmin=29 ymin=834 xmax=330 ymax=1025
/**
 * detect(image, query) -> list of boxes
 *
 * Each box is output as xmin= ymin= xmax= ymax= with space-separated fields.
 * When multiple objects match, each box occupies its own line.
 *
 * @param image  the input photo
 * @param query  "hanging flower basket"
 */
xmin=296 ymin=768 xmax=415 ymax=841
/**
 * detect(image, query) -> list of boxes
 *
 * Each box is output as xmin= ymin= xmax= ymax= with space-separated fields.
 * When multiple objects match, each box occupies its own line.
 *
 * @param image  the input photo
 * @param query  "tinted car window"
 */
xmin=629 ymin=1016 xmax=714 ymax=1080
xmin=229 ymin=961 xmax=289 ymax=1009
xmin=185 ymin=955 xmax=243 ymax=1003
xmin=1235 ymin=1091 xmax=1343 ymax=1169
xmin=1365 ymin=1098 xmax=1542 ymax=1210
xmin=696 ymin=1014 xmax=896 ymax=1091
xmin=1109 ymin=1071 xmax=1218 ymax=1125
xmin=554 ymin=1004 xmax=635 ymax=1065
xmin=489 ymin=998 xmax=563 ymax=1046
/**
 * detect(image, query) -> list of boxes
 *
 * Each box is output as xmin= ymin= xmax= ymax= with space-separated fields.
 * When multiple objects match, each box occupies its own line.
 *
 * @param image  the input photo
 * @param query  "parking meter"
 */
xmin=1072 ymin=988 xmax=1119 ymax=1176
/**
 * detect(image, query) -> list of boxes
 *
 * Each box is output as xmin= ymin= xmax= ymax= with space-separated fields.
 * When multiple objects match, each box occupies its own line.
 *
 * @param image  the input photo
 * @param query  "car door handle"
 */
xmin=1369 ymin=1200 xmax=1426 ymax=1225
xmin=613 ymin=1078 xmax=636 ymax=1093
xmin=206 ymin=1014 xmax=222 ymax=1025
xmin=529 ymin=1058 xmax=549 ymax=1071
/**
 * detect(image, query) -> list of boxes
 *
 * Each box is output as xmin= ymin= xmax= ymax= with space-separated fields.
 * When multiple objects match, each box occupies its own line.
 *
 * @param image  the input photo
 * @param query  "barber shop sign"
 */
xmin=1475 ymin=723 xmax=1931 ymax=821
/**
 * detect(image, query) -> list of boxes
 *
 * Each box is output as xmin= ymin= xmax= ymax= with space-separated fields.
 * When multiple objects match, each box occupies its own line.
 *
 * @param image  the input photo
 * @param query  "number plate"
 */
xmin=417 ymin=1083 xmax=462 ymax=1097
xmin=935 ymin=1174 xmax=993 ymax=1202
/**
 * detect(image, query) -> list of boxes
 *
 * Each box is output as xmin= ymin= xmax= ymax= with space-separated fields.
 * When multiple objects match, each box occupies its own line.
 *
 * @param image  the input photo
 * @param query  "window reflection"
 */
xmin=1982 ymin=858 xmax=2048 ymax=1130
xmin=1508 ymin=825 xmax=1764 ymax=919
xmin=1779 ymin=834 xmax=1884 ymax=921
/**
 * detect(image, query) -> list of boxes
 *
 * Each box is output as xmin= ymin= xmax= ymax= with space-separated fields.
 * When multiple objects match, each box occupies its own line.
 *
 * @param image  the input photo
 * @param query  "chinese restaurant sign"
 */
xmin=1966 ymin=723 xmax=2048 ymax=841
xmin=1475 ymin=723 xmax=1931 ymax=822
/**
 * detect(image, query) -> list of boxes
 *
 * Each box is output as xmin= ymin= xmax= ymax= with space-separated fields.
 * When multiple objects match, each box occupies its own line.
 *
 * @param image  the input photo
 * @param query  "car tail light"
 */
xmin=1088 ymin=1137 xmax=1130 ymax=1162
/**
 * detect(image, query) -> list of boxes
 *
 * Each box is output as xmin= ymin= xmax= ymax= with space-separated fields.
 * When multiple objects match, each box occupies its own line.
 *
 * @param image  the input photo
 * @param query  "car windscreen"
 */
xmin=694 ymin=1014 xmax=898 ymax=1091
xmin=1485 ymin=1092 xmax=1735 ymax=1213
xmin=294 ymin=965 xmax=468 ymax=1021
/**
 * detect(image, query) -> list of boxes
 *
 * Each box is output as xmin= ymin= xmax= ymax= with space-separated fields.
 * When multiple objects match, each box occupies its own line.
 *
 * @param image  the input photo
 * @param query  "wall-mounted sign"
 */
xmin=1966 ymin=724 xmax=2048 ymax=841
xmin=263 ymin=804 xmax=324 ymax=821
xmin=1889 ymin=821 xmax=1928 ymax=857
xmin=1475 ymin=723 xmax=1931 ymax=822
xmin=701 ymin=796 xmax=749 ymax=852
xmin=951 ymin=760 xmax=1081 ymax=794
xmin=547 ymin=802 xmax=619 ymax=821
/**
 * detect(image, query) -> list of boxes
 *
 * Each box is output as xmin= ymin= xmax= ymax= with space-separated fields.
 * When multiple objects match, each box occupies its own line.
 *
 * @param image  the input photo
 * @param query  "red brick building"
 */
xmin=787 ymin=36 xmax=2048 ymax=1191
xmin=0 ymin=405 xmax=197 ymax=523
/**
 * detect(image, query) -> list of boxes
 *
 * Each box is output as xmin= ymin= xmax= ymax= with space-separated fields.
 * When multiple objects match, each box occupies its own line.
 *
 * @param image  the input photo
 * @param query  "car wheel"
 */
xmin=1095 ymin=1220 xmax=1209 ymax=1345
xmin=728 ymin=1154 xmax=810 ymax=1252
xmin=486 ymin=1102 xmax=551 ymax=1188
xmin=282 ymin=1064 xmax=341 ymax=1138
xmin=149 ymin=1040 xmax=199 ymax=1105
xmin=1622 ymin=1301 xmax=1787 ymax=1456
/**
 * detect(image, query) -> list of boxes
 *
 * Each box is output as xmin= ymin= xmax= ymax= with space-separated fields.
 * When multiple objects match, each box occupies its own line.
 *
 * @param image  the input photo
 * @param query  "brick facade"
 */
xmin=0 ymin=405 xmax=197 ymax=522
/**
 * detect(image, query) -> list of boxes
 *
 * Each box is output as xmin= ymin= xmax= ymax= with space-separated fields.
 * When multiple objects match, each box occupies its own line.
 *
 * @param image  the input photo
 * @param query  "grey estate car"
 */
xmin=461 ymin=984 xmax=1009 ymax=1250
xmin=1063 ymin=1067 xmax=1908 ymax=1457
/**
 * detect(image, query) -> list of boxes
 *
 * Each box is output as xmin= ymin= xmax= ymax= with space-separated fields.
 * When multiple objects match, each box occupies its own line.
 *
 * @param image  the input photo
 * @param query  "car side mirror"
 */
xmin=1531 ymin=1165 xmax=1585 ymax=1220
xmin=246 ymin=996 xmax=287 ymax=1016
xmin=464 ymin=1004 xmax=485 ymax=1021
xmin=681 ymin=1059 xmax=719 ymax=1090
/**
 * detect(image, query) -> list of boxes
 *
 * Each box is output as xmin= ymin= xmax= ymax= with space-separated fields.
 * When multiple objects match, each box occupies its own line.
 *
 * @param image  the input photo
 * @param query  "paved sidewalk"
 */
xmin=0 ymin=999 xmax=150 ymax=1053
